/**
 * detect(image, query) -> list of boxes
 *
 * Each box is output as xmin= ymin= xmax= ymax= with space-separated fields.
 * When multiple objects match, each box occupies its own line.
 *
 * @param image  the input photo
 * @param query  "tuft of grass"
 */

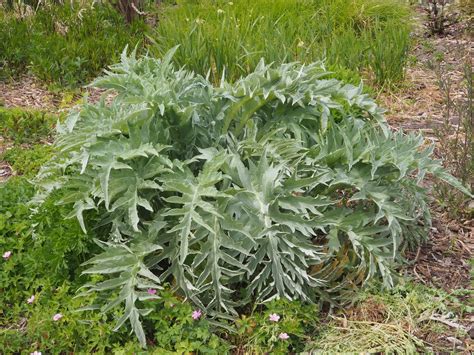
xmin=0 ymin=107 xmax=60 ymax=144
xmin=151 ymin=0 xmax=412 ymax=87
xmin=1 ymin=144 xmax=54 ymax=177
xmin=369 ymin=22 xmax=411 ymax=87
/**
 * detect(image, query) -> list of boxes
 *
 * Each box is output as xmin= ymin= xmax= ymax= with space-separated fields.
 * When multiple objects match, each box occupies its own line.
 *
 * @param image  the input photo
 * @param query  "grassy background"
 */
xmin=0 ymin=3 xmax=149 ymax=87
xmin=0 ymin=0 xmax=412 ymax=88
xmin=151 ymin=0 xmax=412 ymax=86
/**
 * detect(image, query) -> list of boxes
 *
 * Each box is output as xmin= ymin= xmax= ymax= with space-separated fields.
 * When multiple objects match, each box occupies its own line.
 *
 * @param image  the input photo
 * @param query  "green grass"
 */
xmin=1 ymin=144 xmax=54 ymax=177
xmin=0 ymin=107 xmax=59 ymax=144
xmin=151 ymin=0 xmax=412 ymax=86
xmin=0 ymin=3 xmax=149 ymax=87
xmin=0 ymin=0 xmax=412 ymax=88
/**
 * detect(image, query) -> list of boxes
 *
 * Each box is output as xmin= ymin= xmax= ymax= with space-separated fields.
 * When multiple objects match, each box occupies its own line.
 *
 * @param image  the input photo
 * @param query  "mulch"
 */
xmin=381 ymin=11 xmax=473 ymax=351
xmin=0 ymin=75 xmax=56 ymax=110
xmin=0 ymin=74 xmax=115 ymax=110
xmin=405 ymin=210 xmax=473 ymax=291
xmin=378 ymin=9 xmax=473 ymax=294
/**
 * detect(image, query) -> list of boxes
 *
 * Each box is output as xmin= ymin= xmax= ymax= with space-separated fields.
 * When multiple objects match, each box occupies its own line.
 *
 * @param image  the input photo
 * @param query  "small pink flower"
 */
xmin=147 ymin=289 xmax=157 ymax=295
xmin=269 ymin=313 xmax=280 ymax=322
xmin=30 ymin=352 xmax=42 ymax=355
xmin=3 ymin=251 xmax=12 ymax=260
xmin=27 ymin=295 xmax=36 ymax=304
xmin=279 ymin=332 xmax=290 ymax=340
xmin=192 ymin=309 xmax=202 ymax=320
xmin=52 ymin=313 xmax=63 ymax=321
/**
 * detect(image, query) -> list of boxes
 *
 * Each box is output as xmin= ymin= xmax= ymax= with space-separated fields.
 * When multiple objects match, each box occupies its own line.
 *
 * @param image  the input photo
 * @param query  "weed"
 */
xmin=433 ymin=58 xmax=473 ymax=218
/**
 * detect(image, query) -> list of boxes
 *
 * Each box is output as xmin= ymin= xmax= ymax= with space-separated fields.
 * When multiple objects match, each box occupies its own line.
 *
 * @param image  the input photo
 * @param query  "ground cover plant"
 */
xmin=1 ymin=144 xmax=53 ymax=177
xmin=32 ymin=49 xmax=472 ymax=348
xmin=152 ymin=0 xmax=412 ymax=87
xmin=0 ymin=107 xmax=58 ymax=144
xmin=0 ymin=177 xmax=114 ymax=353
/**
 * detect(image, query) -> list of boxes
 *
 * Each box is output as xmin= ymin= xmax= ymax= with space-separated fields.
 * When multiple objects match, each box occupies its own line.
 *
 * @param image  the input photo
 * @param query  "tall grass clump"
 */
xmin=0 ymin=3 xmax=149 ymax=87
xmin=151 ymin=0 xmax=412 ymax=86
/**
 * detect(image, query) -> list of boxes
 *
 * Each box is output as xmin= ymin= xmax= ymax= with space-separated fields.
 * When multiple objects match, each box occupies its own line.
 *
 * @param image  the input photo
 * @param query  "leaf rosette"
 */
xmin=34 ymin=48 xmax=472 ymax=347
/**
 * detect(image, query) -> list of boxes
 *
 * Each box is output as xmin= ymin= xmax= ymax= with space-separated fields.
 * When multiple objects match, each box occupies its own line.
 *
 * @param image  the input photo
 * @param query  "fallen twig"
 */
xmin=429 ymin=315 xmax=468 ymax=331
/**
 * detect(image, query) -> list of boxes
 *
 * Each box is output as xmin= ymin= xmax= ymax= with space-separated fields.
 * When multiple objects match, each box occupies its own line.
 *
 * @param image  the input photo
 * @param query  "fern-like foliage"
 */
xmin=34 ymin=48 xmax=472 ymax=347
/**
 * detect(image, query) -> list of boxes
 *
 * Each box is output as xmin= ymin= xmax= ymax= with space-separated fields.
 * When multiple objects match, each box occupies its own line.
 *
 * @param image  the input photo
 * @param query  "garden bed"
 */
xmin=0 ymin=1 xmax=472 ymax=353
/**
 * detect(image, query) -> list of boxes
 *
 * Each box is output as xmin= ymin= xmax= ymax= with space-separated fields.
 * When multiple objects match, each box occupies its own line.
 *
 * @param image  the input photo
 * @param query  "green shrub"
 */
xmin=0 ymin=107 xmax=59 ymax=144
xmin=33 ymin=50 xmax=471 ymax=347
xmin=151 ymin=0 xmax=412 ymax=86
xmin=0 ymin=3 xmax=149 ymax=87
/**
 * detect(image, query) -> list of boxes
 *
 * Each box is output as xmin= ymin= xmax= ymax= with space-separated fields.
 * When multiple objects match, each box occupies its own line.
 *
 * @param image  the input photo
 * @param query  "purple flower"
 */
xmin=3 ymin=251 xmax=12 ymax=260
xmin=52 ymin=313 xmax=63 ymax=321
xmin=27 ymin=295 xmax=35 ymax=304
xmin=192 ymin=309 xmax=202 ymax=320
xmin=147 ymin=289 xmax=157 ymax=295
xmin=279 ymin=332 xmax=290 ymax=340
xmin=269 ymin=313 xmax=280 ymax=322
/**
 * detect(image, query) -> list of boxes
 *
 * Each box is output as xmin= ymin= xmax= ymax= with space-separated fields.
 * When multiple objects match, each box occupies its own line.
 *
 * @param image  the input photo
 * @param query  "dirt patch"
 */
xmin=0 ymin=74 xmax=116 ymax=111
xmin=378 ymin=7 xmax=473 ymax=293
xmin=0 ymin=161 xmax=12 ymax=182
xmin=380 ymin=23 xmax=473 ymax=136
